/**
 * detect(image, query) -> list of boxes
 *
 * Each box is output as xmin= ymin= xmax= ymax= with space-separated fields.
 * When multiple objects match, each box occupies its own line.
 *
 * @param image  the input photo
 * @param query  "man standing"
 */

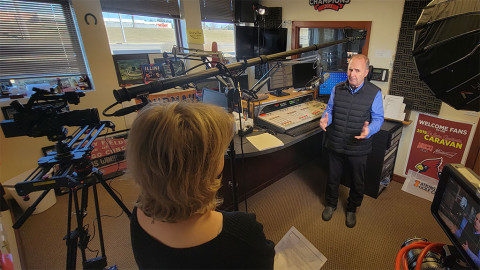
xmin=319 ymin=54 xmax=384 ymax=228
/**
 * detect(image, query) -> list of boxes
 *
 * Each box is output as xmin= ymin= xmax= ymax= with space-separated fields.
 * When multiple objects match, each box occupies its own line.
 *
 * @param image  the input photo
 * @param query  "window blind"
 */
xmin=200 ymin=0 xmax=234 ymax=23
xmin=0 ymin=0 xmax=88 ymax=80
xmin=100 ymin=0 xmax=180 ymax=19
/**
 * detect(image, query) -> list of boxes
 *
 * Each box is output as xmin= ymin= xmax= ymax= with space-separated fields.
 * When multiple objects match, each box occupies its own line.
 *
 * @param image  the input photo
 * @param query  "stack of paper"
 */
xmin=274 ymin=226 xmax=328 ymax=269
xmin=383 ymin=94 xmax=406 ymax=121
xmin=246 ymin=133 xmax=284 ymax=151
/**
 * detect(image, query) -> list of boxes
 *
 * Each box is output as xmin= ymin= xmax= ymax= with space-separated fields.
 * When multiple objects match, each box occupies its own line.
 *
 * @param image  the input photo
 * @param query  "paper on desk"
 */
xmin=274 ymin=226 xmax=327 ymax=270
xmin=383 ymin=95 xmax=405 ymax=121
xmin=246 ymin=133 xmax=284 ymax=151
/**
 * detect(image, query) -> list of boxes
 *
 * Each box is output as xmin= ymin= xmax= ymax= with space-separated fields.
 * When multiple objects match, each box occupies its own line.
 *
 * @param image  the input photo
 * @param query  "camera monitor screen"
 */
xmin=431 ymin=163 xmax=480 ymax=269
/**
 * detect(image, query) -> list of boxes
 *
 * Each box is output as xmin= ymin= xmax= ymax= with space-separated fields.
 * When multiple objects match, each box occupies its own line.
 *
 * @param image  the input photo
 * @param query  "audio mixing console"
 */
xmin=255 ymin=100 xmax=327 ymax=134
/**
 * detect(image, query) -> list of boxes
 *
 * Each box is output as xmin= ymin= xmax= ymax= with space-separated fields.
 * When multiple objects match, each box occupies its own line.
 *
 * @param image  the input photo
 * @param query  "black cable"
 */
xmin=102 ymin=101 xmax=120 ymax=117
xmin=215 ymin=62 xmax=249 ymax=213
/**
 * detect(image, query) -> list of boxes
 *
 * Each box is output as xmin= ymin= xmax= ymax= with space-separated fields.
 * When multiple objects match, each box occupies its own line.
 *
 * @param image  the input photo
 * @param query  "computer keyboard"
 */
xmin=285 ymin=121 xmax=321 ymax=137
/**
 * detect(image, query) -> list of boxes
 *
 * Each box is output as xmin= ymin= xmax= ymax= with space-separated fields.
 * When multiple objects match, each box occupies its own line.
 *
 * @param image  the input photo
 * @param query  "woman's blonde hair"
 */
xmin=126 ymin=101 xmax=234 ymax=222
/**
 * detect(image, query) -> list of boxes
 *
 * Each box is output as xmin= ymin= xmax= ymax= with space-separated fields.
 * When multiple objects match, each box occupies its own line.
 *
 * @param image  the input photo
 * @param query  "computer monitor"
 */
xmin=292 ymin=63 xmax=318 ymax=90
xmin=431 ymin=163 xmax=480 ymax=269
xmin=319 ymin=71 xmax=347 ymax=95
xmin=201 ymin=89 xmax=229 ymax=111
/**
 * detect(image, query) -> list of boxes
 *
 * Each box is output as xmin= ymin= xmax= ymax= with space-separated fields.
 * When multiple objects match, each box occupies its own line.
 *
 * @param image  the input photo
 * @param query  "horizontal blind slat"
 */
xmin=0 ymin=0 xmax=88 ymax=81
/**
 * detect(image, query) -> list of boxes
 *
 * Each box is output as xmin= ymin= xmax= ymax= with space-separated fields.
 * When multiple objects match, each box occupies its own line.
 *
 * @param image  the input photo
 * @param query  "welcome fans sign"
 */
xmin=405 ymin=113 xmax=474 ymax=181
xmin=402 ymin=113 xmax=474 ymax=201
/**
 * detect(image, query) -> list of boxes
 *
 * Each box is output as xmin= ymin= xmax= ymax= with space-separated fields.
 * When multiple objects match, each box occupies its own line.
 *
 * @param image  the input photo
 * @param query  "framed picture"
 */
xmin=0 ymin=79 xmax=12 ymax=92
xmin=112 ymin=54 xmax=150 ymax=86
xmin=153 ymin=57 xmax=174 ymax=78
xmin=141 ymin=63 xmax=165 ymax=83
xmin=170 ymin=60 xmax=186 ymax=76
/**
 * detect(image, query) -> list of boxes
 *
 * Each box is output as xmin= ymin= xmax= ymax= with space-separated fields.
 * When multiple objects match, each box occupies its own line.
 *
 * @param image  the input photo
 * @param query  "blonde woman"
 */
xmin=128 ymin=101 xmax=275 ymax=269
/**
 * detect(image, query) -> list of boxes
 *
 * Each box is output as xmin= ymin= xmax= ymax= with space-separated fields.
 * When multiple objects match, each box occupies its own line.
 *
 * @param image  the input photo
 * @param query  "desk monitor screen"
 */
xmin=319 ymin=71 xmax=347 ymax=95
xmin=202 ymin=89 xmax=228 ymax=111
xmin=431 ymin=163 xmax=480 ymax=269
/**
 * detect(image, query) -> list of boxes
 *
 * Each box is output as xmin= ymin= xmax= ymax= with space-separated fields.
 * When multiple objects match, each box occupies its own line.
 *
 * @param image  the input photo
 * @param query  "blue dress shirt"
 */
xmin=321 ymin=81 xmax=384 ymax=139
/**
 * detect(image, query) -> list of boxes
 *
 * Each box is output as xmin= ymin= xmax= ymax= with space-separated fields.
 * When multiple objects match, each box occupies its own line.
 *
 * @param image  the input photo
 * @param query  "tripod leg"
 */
xmin=92 ymin=183 xmax=106 ymax=258
xmin=74 ymin=187 xmax=88 ymax=266
xmin=65 ymin=189 xmax=77 ymax=270
xmin=94 ymin=172 xmax=132 ymax=217
xmin=12 ymin=189 xmax=50 ymax=229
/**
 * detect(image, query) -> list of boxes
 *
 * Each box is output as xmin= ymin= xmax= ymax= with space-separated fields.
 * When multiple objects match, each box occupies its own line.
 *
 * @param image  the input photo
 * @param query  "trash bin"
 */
xmin=3 ymin=169 xmax=56 ymax=215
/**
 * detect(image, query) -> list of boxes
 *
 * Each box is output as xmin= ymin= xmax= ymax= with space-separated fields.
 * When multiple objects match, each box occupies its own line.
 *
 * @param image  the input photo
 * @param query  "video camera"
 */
xmin=0 ymin=88 xmax=100 ymax=141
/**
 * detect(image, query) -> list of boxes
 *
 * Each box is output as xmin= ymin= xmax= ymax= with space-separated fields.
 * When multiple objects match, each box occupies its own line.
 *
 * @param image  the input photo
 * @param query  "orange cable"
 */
xmin=414 ymin=243 xmax=445 ymax=270
xmin=395 ymin=243 xmax=429 ymax=270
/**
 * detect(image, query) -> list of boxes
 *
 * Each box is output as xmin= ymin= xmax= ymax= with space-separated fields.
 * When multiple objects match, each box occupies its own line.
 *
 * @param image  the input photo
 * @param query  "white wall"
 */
xmin=261 ymin=0 xmax=480 ymax=177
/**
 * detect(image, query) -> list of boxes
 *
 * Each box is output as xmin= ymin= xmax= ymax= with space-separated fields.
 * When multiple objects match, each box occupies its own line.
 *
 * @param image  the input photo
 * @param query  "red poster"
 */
xmin=90 ymin=137 xmax=128 ymax=178
xmin=405 ymin=113 xmax=473 ymax=180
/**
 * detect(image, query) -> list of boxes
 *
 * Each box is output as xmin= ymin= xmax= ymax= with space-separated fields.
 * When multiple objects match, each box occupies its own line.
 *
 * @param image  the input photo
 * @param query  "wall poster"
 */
xmin=89 ymin=130 xmax=128 ymax=180
xmin=405 ymin=113 xmax=474 ymax=181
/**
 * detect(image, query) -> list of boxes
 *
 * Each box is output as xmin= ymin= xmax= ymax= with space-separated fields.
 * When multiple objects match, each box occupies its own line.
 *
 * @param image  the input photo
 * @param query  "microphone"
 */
xmin=310 ymin=73 xmax=330 ymax=88
xmin=108 ymin=39 xmax=352 ymax=116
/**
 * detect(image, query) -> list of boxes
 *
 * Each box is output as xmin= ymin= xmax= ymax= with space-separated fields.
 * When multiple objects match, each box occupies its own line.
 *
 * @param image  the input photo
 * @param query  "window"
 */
xmin=103 ymin=12 xmax=178 ymax=55
xmin=292 ymin=21 xmax=372 ymax=72
xmin=201 ymin=22 xmax=235 ymax=58
xmin=0 ymin=0 xmax=91 ymax=94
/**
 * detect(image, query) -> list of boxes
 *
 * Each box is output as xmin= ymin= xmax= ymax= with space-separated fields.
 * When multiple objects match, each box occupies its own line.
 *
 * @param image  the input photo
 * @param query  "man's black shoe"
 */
xmin=322 ymin=206 xmax=336 ymax=221
xmin=346 ymin=211 xmax=356 ymax=228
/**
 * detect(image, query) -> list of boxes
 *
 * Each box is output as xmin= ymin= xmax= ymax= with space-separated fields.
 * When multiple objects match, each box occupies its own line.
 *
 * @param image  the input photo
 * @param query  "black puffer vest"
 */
xmin=326 ymin=80 xmax=380 ymax=156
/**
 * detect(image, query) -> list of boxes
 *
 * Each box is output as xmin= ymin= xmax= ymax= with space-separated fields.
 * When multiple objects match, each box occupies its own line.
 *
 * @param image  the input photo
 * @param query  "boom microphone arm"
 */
xmin=108 ymin=39 xmax=353 ymax=116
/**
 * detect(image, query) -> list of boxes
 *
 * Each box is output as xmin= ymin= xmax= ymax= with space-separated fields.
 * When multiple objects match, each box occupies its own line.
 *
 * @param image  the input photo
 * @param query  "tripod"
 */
xmin=12 ymin=121 xmax=132 ymax=270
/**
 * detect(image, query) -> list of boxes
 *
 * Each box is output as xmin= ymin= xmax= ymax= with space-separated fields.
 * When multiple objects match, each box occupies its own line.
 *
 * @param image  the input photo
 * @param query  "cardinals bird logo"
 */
xmin=415 ymin=157 xmax=443 ymax=179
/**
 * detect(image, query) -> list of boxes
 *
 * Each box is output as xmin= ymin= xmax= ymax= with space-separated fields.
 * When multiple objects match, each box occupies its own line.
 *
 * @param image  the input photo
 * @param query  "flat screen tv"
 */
xmin=259 ymin=28 xmax=287 ymax=55
xmin=235 ymin=26 xmax=259 ymax=59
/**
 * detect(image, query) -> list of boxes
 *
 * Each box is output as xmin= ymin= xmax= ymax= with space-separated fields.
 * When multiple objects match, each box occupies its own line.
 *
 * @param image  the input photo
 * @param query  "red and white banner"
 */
xmin=405 ymin=113 xmax=474 ymax=180
xmin=90 ymin=137 xmax=127 ymax=178
xmin=309 ymin=0 xmax=350 ymax=12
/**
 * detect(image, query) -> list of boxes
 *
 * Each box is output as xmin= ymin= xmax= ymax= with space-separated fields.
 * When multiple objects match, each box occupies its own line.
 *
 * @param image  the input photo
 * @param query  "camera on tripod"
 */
xmin=1 ymin=88 xmax=100 ymax=141
xmin=1 ymin=88 xmax=131 ymax=270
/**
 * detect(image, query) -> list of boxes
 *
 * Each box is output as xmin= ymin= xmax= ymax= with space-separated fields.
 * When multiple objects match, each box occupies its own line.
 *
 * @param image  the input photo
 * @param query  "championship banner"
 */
xmin=405 ymin=113 xmax=473 ymax=181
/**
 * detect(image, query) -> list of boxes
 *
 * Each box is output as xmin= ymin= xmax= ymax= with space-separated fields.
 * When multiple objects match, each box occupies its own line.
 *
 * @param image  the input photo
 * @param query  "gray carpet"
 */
xmin=16 ymin=159 xmax=451 ymax=269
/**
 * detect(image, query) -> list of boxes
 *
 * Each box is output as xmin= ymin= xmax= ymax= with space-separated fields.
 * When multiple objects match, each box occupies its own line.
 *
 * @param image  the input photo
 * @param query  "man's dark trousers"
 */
xmin=326 ymin=149 xmax=368 ymax=212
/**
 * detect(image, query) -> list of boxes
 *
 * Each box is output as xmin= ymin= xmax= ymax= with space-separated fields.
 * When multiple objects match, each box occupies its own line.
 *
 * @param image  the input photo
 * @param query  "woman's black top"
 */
xmin=130 ymin=207 xmax=275 ymax=269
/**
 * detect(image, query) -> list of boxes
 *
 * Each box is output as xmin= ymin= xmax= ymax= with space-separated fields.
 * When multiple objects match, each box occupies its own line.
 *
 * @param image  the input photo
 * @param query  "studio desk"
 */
xmin=219 ymin=89 xmax=325 ymax=210
xmin=218 ymin=88 xmax=404 ymax=210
